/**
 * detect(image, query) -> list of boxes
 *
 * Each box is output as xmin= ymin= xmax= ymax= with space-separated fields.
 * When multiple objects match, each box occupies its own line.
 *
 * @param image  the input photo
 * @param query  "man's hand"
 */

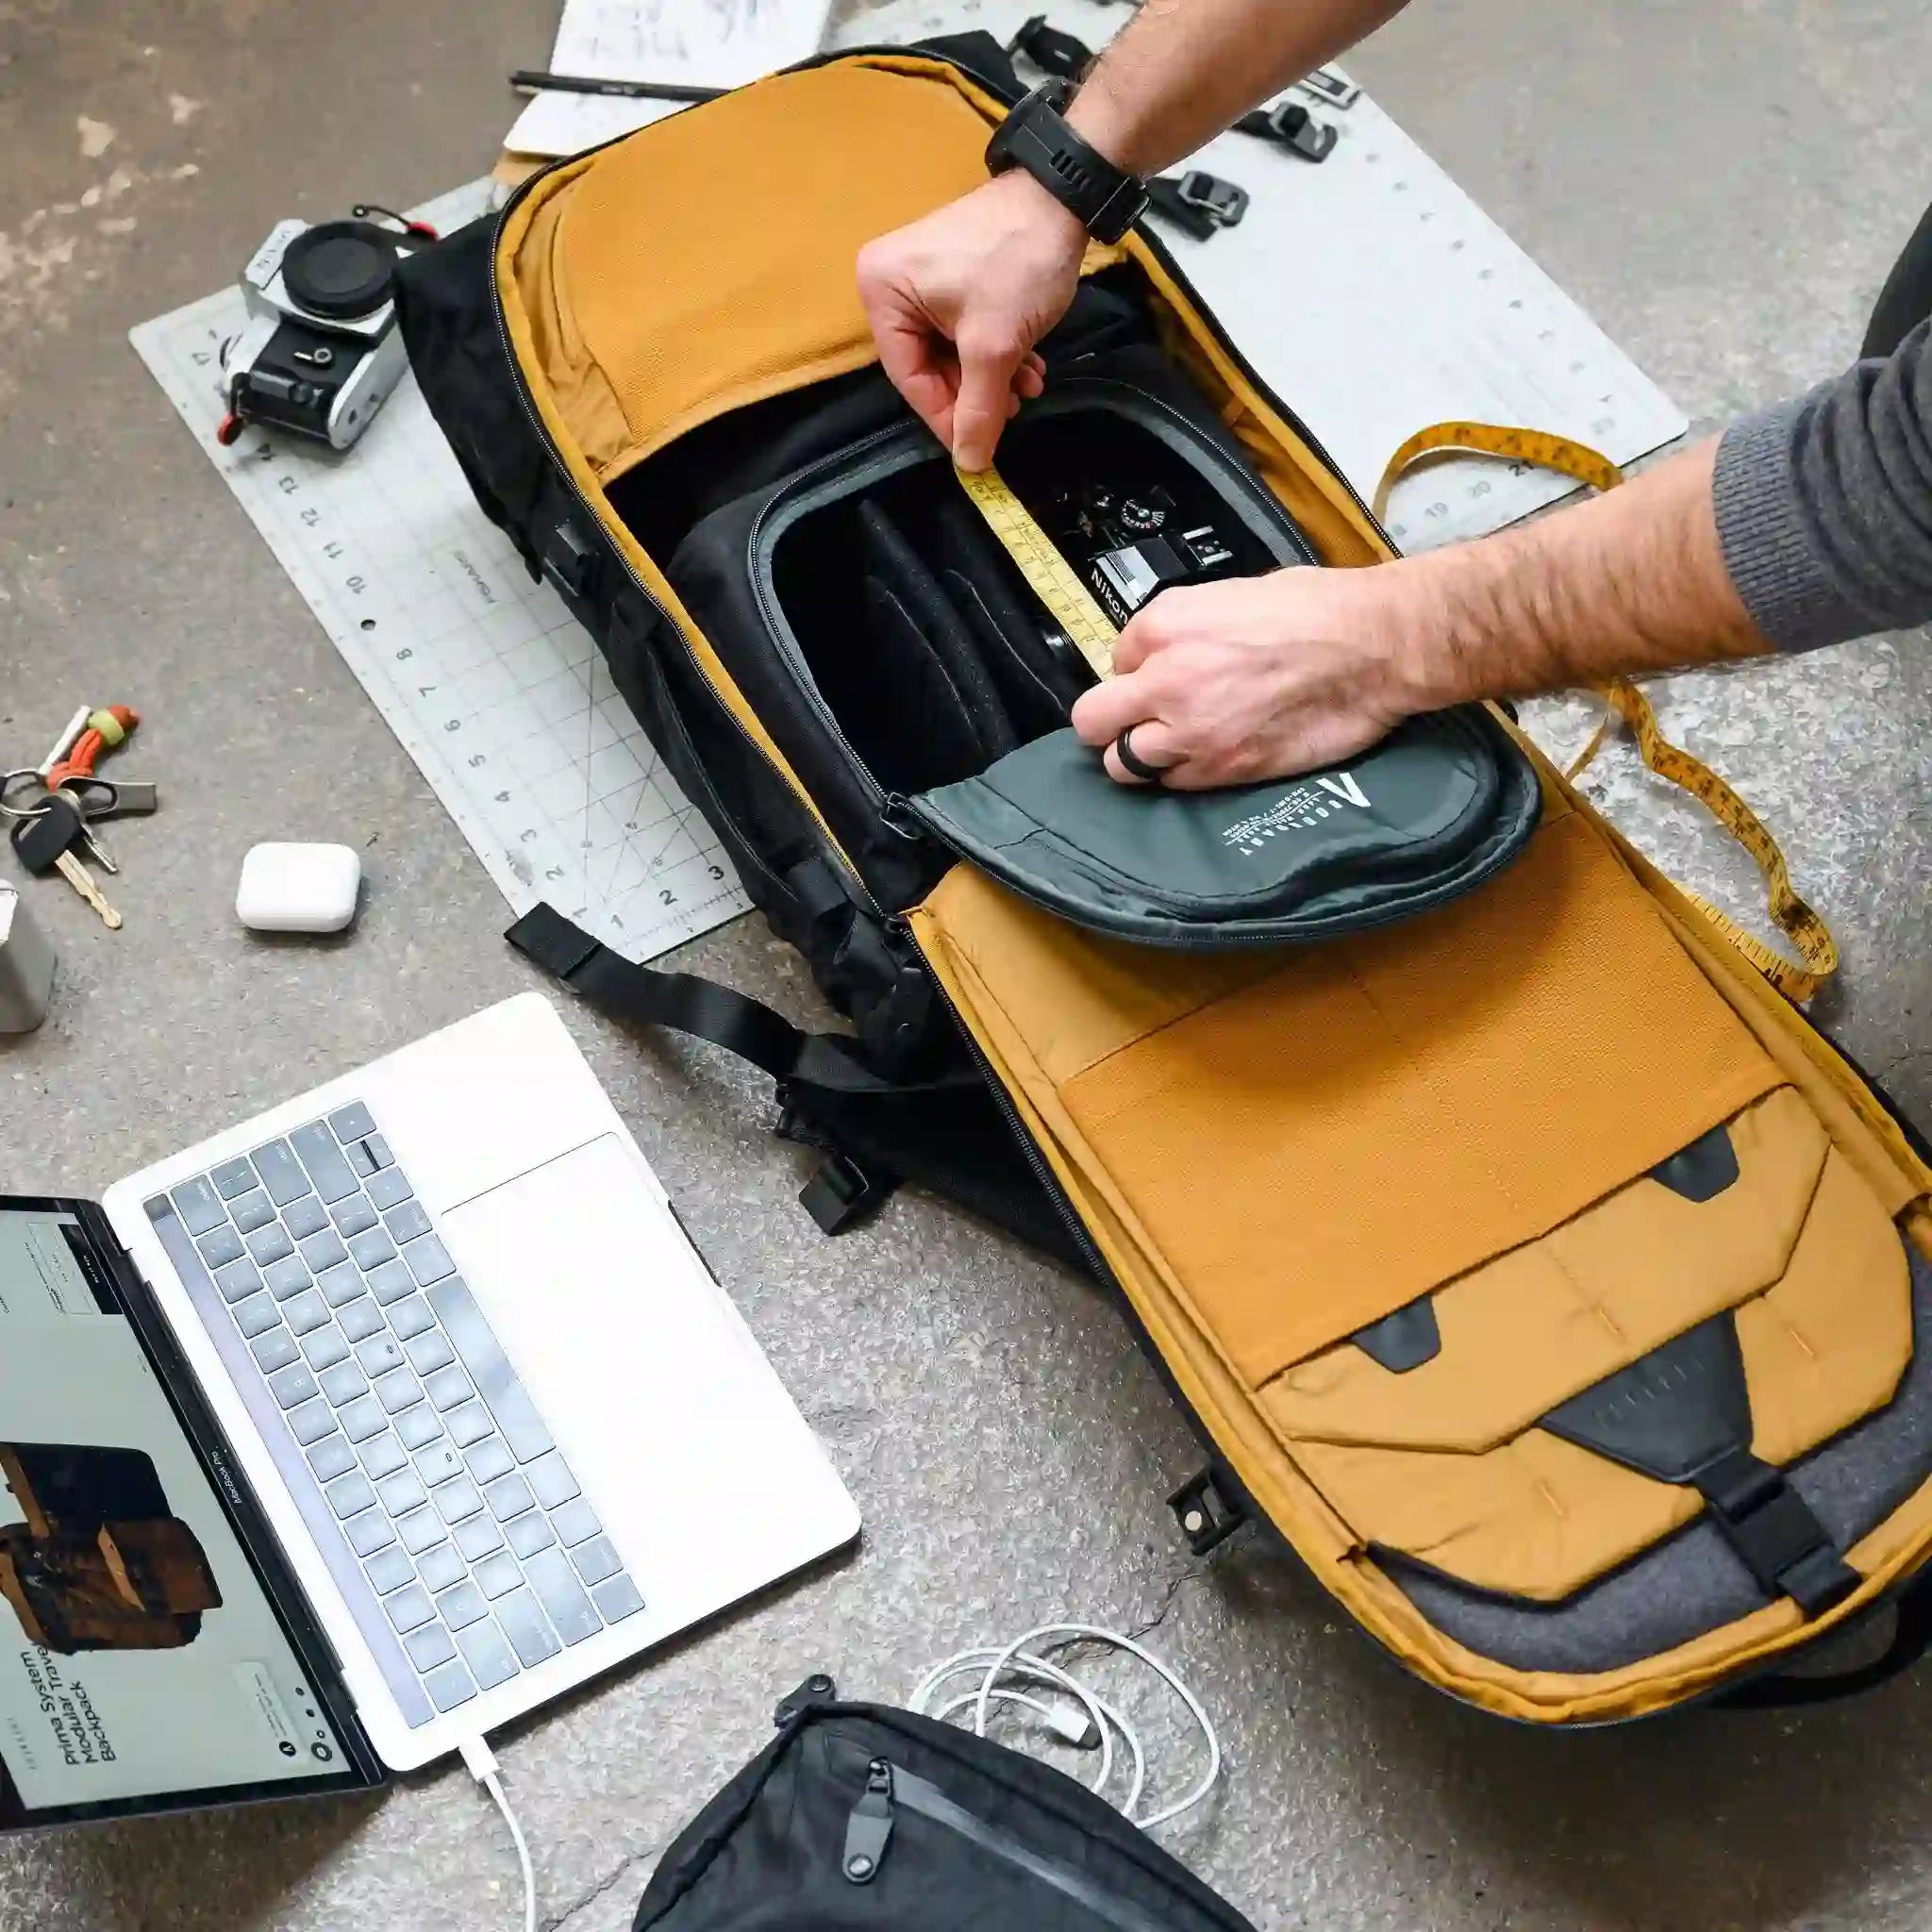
xmin=1069 ymin=565 xmax=1438 ymax=788
xmin=856 ymin=172 xmax=1087 ymax=470
xmin=1067 ymin=438 xmax=1772 ymax=791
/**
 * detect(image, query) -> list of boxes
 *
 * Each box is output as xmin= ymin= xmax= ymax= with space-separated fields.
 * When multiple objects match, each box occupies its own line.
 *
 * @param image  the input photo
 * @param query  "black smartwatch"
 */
xmin=985 ymin=81 xmax=1150 ymax=245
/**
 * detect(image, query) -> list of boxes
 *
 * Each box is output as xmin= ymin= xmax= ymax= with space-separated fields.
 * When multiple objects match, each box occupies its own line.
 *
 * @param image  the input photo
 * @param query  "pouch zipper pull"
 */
xmin=880 ymin=792 xmax=925 ymax=841
xmin=842 ymin=1757 xmax=895 ymax=1885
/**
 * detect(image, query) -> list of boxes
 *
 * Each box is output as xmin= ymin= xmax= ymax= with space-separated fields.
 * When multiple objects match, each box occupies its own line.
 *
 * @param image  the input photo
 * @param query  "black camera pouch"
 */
xmin=633 ymin=1680 xmax=1258 ymax=1932
xmin=661 ymin=285 xmax=1540 ymax=944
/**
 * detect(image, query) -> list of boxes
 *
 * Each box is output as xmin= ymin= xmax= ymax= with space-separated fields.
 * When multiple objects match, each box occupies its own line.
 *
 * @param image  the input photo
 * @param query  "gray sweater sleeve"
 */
xmin=1712 ymin=315 xmax=1932 ymax=651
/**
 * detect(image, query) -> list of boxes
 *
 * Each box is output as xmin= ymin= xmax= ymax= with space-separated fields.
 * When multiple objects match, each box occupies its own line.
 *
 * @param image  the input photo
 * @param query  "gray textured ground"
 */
xmin=1 ymin=1 xmax=1928 ymax=1927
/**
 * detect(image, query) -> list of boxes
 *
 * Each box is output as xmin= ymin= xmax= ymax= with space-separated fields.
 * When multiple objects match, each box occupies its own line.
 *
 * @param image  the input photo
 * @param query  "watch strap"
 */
xmin=987 ymin=82 xmax=1150 ymax=244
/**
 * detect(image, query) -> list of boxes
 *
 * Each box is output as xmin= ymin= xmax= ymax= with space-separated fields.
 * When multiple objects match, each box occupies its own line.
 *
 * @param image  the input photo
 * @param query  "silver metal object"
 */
xmin=0 ymin=884 xmax=57 ymax=1033
xmin=225 ymin=217 xmax=408 ymax=451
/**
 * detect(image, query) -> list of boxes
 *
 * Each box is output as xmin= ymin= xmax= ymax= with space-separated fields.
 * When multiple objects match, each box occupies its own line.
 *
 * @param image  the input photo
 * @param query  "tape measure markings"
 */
xmin=955 ymin=463 xmax=1118 ymax=681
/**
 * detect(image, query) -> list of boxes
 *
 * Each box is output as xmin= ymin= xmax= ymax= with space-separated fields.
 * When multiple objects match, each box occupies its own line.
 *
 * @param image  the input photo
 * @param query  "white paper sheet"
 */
xmin=508 ymin=0 xmax=833 ymax=157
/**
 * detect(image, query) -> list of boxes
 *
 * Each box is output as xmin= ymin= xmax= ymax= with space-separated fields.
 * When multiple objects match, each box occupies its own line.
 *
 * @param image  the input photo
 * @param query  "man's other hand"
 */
xmin=1069 ymin=566 xmax=1439 ymax=789
xmin=857 ymin=173 xmax=1088 ymax=470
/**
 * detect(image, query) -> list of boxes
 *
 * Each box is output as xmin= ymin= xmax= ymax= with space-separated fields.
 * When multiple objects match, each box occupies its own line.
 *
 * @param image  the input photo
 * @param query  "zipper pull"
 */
xmin=842 ymin=1757 xmax=894 ymax=1885
xmin=879 ymin=792 xmax=924 ymax=841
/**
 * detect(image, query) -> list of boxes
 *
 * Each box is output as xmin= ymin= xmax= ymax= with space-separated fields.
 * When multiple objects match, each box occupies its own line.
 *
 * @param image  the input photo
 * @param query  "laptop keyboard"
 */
xmin=144 ymin=1102 xmax=643 ymax=1727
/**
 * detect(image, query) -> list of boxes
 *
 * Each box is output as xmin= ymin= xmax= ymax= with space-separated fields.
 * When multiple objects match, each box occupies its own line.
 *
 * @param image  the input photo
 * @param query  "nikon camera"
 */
xmin=1048 ymin=482 xmax=1241 ymax=630
xmin=218 ymin=213 xmax=430 ymax=451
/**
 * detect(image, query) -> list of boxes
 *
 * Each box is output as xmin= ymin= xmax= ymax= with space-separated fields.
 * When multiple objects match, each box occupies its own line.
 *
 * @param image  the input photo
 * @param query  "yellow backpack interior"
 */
xmin=491 ymin=52 xmax=1932 ymax=1723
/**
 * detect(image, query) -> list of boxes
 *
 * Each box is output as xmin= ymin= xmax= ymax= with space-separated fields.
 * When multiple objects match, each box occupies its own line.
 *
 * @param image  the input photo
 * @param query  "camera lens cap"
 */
xmin=281 ymin=221 xmax=400 ymax=321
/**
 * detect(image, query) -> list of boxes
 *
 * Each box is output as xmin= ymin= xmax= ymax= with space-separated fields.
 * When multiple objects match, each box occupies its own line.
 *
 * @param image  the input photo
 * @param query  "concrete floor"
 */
xmin=1 ymin=1 xmax=1929 ymax=1926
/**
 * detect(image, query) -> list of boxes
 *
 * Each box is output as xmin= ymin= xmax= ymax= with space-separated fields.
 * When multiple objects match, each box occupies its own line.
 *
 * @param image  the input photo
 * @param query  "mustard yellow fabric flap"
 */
xmin=934 ymin=808 xmax=1779 ymax=1385
xmin=1282 ymin=1141 xmax=1911 ymax=1600
xmin=1265 ymin=1087 xmax=1827 ymax=1454
xmin=512 ymin=64 xmax=996 ymax=484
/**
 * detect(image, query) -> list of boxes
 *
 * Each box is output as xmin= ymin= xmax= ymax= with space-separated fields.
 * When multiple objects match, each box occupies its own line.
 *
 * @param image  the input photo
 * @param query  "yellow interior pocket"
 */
xmin=1264 ymin=1087 xmax=1827 ymax=1453
xmin=1284 ymin=1144 xmax=1912 ymax=1600
xmin=1055 ymin=814 xmax=1780 ymax=1382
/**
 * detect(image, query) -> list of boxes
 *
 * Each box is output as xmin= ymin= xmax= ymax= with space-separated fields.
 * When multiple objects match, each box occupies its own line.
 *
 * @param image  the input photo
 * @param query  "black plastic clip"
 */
xmin=1007 ymin=13 xmax=1096 ymax=80
xmin=774 ymin=1672 xmax=839 ymax=1727
xmin=1144 ymin=170 xmax=1250 ymax=242
xmin=1168 ymin=1467 xmax=1249 ymax=1555
xmin=1175 ymin=169 xmax=1250 ymax=226
xmin=1237 ymin=99 xmax=1338 ymax=163
xmin=799 ymin=1151 xmax=883 ymax=1236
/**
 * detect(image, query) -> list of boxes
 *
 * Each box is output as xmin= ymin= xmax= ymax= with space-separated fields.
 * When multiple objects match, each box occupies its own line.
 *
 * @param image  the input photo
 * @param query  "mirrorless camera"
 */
xmin=218 ymin=208 xmax=433 ymax=452
xmin=1047 ymin=481 xmax=1241 ymax=629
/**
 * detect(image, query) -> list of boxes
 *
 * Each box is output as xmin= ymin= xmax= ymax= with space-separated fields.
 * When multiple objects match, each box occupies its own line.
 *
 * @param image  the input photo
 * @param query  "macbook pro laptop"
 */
xmin=0 ymin=992 xmax=858 ymax=1830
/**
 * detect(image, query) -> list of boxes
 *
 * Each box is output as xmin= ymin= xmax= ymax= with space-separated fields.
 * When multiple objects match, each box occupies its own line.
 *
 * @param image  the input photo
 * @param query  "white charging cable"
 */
xmin=909 ymin=1622 xmax=1222 ymax=1829
xmin=461 ymin=1736 xmax=537 ymax=1932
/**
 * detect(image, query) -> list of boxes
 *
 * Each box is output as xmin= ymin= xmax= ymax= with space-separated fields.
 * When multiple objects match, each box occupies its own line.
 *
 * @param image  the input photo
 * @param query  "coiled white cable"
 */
xmin=909 ymin=1622 xmax=1221 ymax=1829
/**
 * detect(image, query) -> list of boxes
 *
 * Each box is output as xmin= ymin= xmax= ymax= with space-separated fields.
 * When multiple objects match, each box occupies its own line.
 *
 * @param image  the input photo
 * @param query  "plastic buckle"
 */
xmin=1007 ymin=13 xmax=1095 ymax=80
xmin=1176 ymin=170 xmax=1250 ymax=228
xmin=799 ymin=1151 xmax=880 ymax=1235
xmin=1263 ymin=100 xmax=1338 ymax=163
xmin=1168 ymin=1467 xmax=1249 ymax=1555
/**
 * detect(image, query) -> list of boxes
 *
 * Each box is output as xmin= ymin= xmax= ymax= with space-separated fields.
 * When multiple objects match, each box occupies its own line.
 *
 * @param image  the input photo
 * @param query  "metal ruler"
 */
xmin=954 ymin=463 xmax=1118 ymax=680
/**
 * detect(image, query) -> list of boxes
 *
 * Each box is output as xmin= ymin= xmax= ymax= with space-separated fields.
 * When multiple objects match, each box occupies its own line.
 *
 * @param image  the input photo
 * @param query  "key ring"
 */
xmin=0 ymin=770 xmax=56 ymax=821
xmin=0 ymin=770 xmax=126 ymax=822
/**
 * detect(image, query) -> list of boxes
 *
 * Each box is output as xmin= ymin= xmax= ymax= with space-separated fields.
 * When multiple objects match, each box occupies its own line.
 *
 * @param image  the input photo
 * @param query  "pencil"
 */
xmin=510 ymin=69 xmax=725 ymax=105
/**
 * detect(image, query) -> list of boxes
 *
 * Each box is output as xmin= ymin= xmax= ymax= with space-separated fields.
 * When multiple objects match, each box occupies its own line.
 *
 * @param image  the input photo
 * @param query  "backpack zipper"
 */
xmin=840 ymin=1756 xmax=1177 ymax=1932
xmin=747 ymin=375 xmax=1314 ymax=841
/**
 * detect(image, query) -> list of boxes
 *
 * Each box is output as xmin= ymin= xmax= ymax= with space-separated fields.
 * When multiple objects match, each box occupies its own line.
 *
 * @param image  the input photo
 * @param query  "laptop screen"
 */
xmin=0 ymin=1200 xmax=374 ymax=1828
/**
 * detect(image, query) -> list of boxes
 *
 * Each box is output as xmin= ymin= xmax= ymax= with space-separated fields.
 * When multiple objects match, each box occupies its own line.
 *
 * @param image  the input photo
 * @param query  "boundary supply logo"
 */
xmin=1222 ymin=773 xmax=1370 ymax=856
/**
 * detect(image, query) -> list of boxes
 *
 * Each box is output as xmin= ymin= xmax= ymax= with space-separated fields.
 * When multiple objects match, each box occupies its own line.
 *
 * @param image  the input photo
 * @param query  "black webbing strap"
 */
xmin=507 ymin=904 xmax=954 ymax=1098
xmin=1694 ymin=1447 xmax=1861 ymax=1617
xmin=508 ymin=903 xmax=899 ymax=1093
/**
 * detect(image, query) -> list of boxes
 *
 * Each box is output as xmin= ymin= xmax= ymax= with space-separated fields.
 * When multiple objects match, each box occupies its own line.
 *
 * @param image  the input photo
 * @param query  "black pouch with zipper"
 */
xmin=633 ymin=1679 xmax=1258 ymax=1932
xmin=662 ymin=323 xmax=1541 ymax=944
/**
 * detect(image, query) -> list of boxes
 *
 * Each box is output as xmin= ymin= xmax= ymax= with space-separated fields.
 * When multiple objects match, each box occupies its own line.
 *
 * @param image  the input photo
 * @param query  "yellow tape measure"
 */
xmin=1375 ymin=420 xmax=1839 ymax=1001
xmin=954 ymin=462 xmax=1118 ymax=681
xmin=1371 ymin=420 xmax=1624 ymax=523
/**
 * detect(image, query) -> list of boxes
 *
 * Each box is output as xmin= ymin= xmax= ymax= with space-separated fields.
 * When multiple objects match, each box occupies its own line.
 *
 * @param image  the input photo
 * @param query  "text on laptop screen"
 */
xmin=0 ymin=1204 xmax=357 ymax=1819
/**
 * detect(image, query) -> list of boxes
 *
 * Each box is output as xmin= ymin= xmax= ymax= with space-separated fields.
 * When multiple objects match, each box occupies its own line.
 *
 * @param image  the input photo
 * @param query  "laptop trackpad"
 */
xmin=437 ymin=1134 xmax=788 ymax=1530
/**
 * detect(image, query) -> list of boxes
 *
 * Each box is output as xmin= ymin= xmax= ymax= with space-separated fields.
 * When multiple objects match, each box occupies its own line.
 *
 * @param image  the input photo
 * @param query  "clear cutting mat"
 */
xmin=128 ymin=181 xmax=751 ymax=965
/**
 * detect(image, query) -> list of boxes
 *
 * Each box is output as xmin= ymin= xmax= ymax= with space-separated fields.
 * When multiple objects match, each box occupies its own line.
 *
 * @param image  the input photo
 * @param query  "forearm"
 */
xmin=1066 ymin=0 xmax=1410 ymax=176
xmin=1396 ymin=439 xmax=1774 ymax=706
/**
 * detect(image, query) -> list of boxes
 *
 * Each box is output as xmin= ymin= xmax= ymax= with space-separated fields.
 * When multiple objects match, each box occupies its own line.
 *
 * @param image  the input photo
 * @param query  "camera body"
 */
xmin=1049 ymin=482 xmax=1241 ymax=630
xmin=221 ymin=218 xmax=412 ymax=451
